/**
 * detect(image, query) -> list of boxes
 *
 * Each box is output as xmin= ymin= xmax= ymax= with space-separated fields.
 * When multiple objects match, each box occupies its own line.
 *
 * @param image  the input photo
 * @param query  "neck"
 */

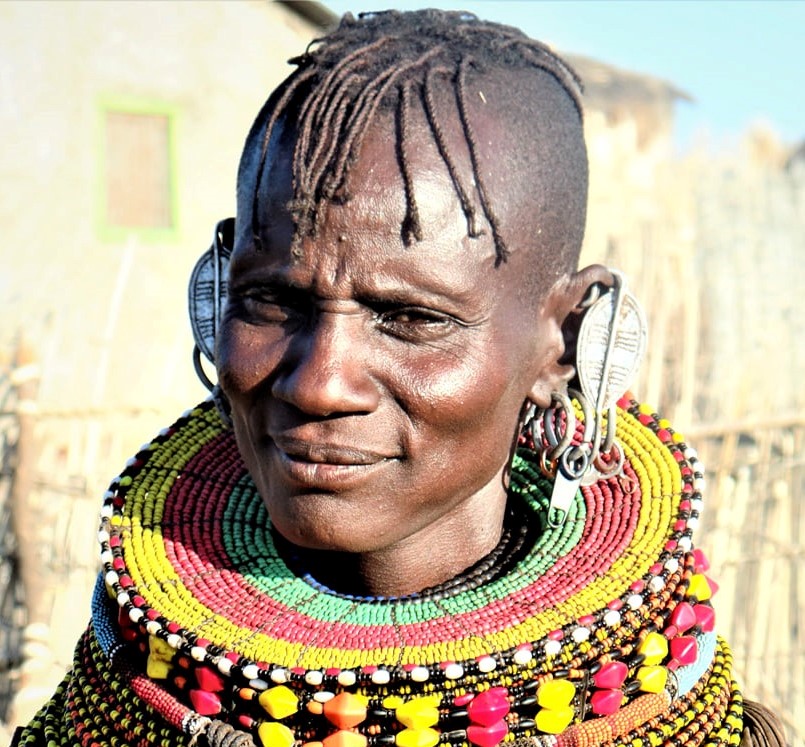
xmin=280 ymin=500 xmax=509 ymax=598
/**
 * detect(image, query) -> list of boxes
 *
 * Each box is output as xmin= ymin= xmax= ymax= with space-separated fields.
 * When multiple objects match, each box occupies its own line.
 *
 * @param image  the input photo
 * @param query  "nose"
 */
xmin=271 ymin=311 xmax=380 ymax=417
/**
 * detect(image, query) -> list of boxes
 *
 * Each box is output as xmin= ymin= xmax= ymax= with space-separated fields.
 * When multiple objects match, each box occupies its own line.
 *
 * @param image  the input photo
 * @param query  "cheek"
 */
xmin=216 ymin=321 xmax=286 ymax=398
xmin=400 ymin=341 xmax=526 ymax=446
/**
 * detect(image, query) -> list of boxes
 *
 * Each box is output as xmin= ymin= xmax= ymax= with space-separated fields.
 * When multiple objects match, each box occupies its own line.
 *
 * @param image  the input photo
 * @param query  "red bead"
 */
xmin=467 ymin=720 xmax=508 ymax=747
xmin=196 ymin=667 xmax=225 ymax=692
xmin=592 ymin=661 xmax=627 ymax=690
xmin=670 ymin=636 xmax=698 ymax=665
xmin=693 ymin=604 xmax=715 ymax=632
xmin=454 ymin=693 xmax=475 ymax=707
xmin=590 ymin=689 xmax=622 ymax=715
xmin=693 ymin=549 xmax=710 ymax=572
xmin=670 ymin=602 xmax=697 ymax=633
xmin=189 ymin=688 xmax=222 ymax=715
xmin=467 ymin=688 xmax=510 ymax=726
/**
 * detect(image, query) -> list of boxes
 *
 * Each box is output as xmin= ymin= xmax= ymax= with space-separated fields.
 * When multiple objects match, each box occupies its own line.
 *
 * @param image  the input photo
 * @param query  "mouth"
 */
xmin=270 ymin=436 xmax=398 ymax=488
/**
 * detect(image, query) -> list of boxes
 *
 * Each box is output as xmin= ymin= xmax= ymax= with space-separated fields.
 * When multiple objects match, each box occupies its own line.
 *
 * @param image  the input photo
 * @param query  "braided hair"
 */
xmin=239 ymin=9 xmax=586 ymax=268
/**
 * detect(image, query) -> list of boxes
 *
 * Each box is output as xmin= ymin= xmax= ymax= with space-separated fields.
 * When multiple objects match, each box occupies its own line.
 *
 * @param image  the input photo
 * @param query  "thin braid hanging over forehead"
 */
xmin=246 ymin=9 xmax=584 ymax=265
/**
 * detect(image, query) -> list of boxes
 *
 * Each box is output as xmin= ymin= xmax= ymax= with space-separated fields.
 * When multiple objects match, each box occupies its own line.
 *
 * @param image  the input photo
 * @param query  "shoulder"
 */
xmin=740 ymin=699 xmax=789 ymax=747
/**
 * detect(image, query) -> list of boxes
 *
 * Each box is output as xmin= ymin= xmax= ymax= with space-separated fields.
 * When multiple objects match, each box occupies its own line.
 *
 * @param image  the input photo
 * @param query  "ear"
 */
xmin=526 ymin=264 xmax=614 ymax=408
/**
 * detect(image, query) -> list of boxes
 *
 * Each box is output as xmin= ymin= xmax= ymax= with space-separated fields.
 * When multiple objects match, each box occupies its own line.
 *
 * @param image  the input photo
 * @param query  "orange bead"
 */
xmin=323 ymin=693 xmax=369 ymax=729
xmin=323 ymin=731 xmax=368 ymax=747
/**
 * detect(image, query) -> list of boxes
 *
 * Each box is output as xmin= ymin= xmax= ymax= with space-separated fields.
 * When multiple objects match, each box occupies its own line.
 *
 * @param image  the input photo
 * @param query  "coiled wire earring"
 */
xmin=525 ymin=271 xmax=647 ymax=527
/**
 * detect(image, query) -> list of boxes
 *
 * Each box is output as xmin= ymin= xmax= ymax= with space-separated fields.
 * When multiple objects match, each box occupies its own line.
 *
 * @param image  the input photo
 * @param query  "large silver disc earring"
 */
xmin=537 ymin=271 xmax=648 ymax=527
xmin=188 ymin=218 xmax=234 ymax=424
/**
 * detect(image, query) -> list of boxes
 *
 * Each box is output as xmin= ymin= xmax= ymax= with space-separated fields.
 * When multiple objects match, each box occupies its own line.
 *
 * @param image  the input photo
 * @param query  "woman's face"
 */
xmin=217 ymin=114 xmax=570 ymax=567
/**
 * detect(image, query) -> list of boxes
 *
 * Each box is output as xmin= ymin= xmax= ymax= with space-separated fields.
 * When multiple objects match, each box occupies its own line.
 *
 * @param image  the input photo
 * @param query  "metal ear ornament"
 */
xmin=537 ymin=271 xmax=648 ymax=527
xmin=188 ymin=218 xmax=234 ymax=391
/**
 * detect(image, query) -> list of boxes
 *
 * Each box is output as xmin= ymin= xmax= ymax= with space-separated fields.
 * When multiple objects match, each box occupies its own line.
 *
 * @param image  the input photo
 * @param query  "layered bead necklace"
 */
xmin=19 ymin=397 xmax=745 ymax=747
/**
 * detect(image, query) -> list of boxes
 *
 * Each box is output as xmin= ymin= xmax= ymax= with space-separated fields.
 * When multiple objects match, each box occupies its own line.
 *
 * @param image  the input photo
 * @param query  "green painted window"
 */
xmin=98 ymin=98 xmax=179 ymax=241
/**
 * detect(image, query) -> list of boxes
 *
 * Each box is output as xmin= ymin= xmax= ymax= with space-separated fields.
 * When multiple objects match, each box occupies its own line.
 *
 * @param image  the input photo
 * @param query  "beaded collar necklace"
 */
xmin=26 ymin=397 xmax=746 ymax=747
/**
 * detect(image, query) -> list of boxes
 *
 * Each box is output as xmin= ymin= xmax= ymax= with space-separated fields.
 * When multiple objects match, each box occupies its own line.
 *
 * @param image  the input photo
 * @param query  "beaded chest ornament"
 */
xmin=18 ymin=396 xmax=745 ymax=747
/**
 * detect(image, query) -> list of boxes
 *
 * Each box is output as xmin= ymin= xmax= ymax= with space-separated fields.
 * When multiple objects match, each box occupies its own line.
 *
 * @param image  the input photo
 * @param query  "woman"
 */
xmin=15 ymin=10 xmax=784 ymax=747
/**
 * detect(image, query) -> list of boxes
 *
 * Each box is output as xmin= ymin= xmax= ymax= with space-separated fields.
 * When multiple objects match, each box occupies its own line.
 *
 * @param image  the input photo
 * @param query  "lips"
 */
xmin=273 ymin=436 xmax=393 ymax=465
xmin=269 ymin=435 xmax=398 ymax=489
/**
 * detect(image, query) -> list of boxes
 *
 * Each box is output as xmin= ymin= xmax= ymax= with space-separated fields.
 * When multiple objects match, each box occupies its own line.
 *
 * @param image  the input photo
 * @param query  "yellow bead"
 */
xmin=384 ymin=696 xmax=405 ymax=709
xmin=258 ymin=722 xmax=295 ymax=747
xmin=687 ymin=574 xmax=712 ymax=601
xmin=535 ymin=706 xmax=574 ymax=734
xmin=395 ymin=729 xmax=440 ymax=747
xmin=638 ymin=632 xmax=669 ymax=666
xmin=146 ymin=656 xmax=172 ymax=680
xmin=323 ymin=731 xmax=368 ymax=747
xmin=149 ymin=635 xmax=175 ymax=661
xmin=636 ymin=665 xmax=668 ymax=693
xmin=536 ymin=679 xmax=575 ymax=708
xmin=146 ymin=635 xmax=175 ymax=678
xmin=396 ymin=698 xmax=440 ymax=729
xmin=259 ymin=686 xmax=300 ymax=720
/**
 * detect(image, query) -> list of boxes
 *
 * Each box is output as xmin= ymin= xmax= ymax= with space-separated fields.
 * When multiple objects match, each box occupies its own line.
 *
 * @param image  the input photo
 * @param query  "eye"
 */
xmin=230 ymin=286 xmax=307 ymax=325
xmin=375 ymin=306 xmax=457 ymax=340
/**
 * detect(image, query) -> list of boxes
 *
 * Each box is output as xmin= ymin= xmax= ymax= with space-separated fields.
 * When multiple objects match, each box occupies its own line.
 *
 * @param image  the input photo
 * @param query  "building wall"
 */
xmin=0 ymin=1 xmax=328 ymax=727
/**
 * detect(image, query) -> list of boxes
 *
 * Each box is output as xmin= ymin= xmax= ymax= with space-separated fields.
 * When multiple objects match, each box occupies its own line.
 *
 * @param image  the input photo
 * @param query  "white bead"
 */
xmin=477 ymin=656 xmax=496 ymax=673
xmin=664 ymin=558 xmax=680 ymax=573
xmin=167 ymin=634 xmax=182 ymax=648
xmin=687 ymin=516 xmax=699 ymax=529
xmin=314 ymin=691 xmax=335 ymax=703
xmin=678 ymin=536 xmax=693 ymax=551
xmin=571 ymin=627 xmax=590 ymax=643
xmin=250 ymin=679 xmax=269 ymax=691
xmin=684 ymin=447 xmax=698 ymax=461
xmin=444 ymin=663 xmax=464 ymax=680
xmin=627 ymin=593 xmax=643 ymax=610
xmin=146 ymin=621 xmax=161 ymax=636
xmin=371 ymin=669 xmax=391 ymax=685
xmin=126 ymin=457 xmax=138 ymax=467
xmin=271 ymin=668 xmax=289 ymax=684
xmin=513 ymin=648 xmax=533 ymax=666
xmin=544 ymin=640 xmax=562 ymax=656
xmin=100 ymin=550 xmax=113 ymax=564
xmin=116 ymin=592 xmax=130 ymax=606
xmin=129 ymin=608 xmax=144 ymax=623
xmin=217 ymin=658 xmax=233 ymax=675
xmin=105 ymin=570 xmax=119 ymax=587
xmin=337 ymin=670 xmax=357 ymax=687
xmin=694 ymin=477 xmax=706 ymax=492
xmin=191 ymin=646 xmax=207 ymax=662
xmin=649 ymin=576 xmax=665 ymax=593
xmin=100 ymin=505 xmax=113 ymax=519
xmin=242 ymin=664 xmax=260 ymax=680
xmin=603 ymin=609 xmax=621 ymax=627
xmin=305 ymin=670 xmax=324 ymax=686
xmin=692 ymin=498 xmax=703 ymax=513
xmin=410 ymin=666 xmax=429 ymax=682
xmin=97 ymin=529 xmax=110 ymax=543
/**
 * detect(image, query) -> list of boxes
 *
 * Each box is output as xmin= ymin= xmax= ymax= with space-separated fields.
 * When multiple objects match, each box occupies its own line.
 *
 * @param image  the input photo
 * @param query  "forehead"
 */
xmin=239 ymin=112 xmax=503 ymax=303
